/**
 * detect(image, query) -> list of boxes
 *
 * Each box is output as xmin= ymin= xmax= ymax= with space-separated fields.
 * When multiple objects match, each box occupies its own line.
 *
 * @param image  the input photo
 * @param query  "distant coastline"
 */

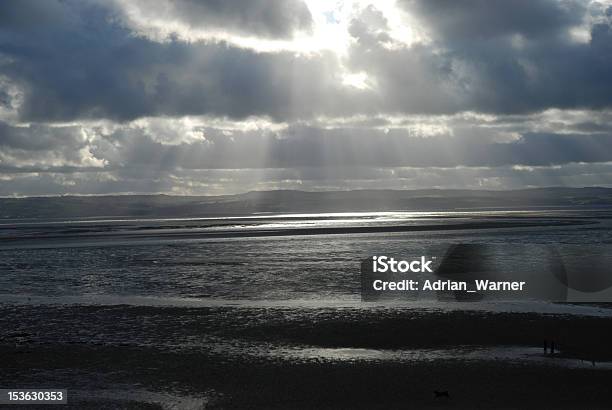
xmin=2 ymin=187 xmax=612 ymax=220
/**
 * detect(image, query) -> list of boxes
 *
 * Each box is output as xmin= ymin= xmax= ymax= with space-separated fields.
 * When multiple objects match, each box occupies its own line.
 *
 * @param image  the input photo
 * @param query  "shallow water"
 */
xmin=1 ymin=209 xmax=611 ymax=300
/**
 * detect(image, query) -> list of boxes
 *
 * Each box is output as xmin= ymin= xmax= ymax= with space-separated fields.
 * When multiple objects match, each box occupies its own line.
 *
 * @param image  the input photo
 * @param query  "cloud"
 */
xmin=6 ymin=119 xmax=611 ymax=171
xmin=0 ymin=0 xmax=360 ymax=122
xmin=0 ymin=122 xmax=84 ymax=151
xmin=114 ymin=0 xmax=313 ymax=39
xmin=346 ymin=1 xmax=612 ymax=115
xmin=1 ymin=1 xmax=612 ymax=195
xmin=0 ymin=121 xmax=106 ymax=170
xmin=4 ymin=161 xmax=612 ymax=196
xmin=401 ymin=0 xmax=586 ymax=41
xmin=2 ymin=0 xmax=612 ymax=123
xmin=112 ymin=127 xmax=612 ymax=169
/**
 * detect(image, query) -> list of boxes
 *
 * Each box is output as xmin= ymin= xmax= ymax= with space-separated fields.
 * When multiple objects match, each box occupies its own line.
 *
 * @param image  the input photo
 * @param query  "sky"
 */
xmin=1 ymin=0 xmax=612 ymax=196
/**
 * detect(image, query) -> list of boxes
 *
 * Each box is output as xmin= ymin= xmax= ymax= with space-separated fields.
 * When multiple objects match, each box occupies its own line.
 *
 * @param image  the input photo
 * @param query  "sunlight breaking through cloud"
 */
xmin=1 ymin=0 xmax=612 ymax=195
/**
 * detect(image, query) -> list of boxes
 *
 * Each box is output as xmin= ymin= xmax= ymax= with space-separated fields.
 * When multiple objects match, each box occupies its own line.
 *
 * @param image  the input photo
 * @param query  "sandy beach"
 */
xmin=2 ymin=303 xmax=612 ymax=408
xmin=1 ymin=209 xmax=612 ymax=407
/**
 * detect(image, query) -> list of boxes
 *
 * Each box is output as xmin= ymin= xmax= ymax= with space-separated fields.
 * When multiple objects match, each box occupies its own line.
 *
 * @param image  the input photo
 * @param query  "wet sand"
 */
xmin=2 ymin=303 xmax=612 ymax=408
xmin=2 ymin=344 xmax=612 ymax=409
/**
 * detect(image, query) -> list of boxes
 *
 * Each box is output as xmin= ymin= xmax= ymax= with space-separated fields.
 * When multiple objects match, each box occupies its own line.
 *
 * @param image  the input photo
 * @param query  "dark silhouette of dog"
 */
xmin=434 ymin=390 xmax=450 ymax=399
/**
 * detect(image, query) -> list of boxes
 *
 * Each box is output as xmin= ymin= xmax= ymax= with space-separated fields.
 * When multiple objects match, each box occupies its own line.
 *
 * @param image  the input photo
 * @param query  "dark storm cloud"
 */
xmin=402 ymin=0 xmax=585 ymax=40
xmin=348 ymin=1 xmax=612 ymax=115
xmin=0 ymin=122 xmax=85 ymax=151
xmin=0 ymin=0 xmax=312 ymax=38
xmin=0 ymin=0 xmax=77 ymax=28
xmin=0 ymin=121 xmax=105 ymax=171
xmin=0 ymin=0 xmax=357 ymax=123
xmin=1 ymin=0 xmax=612 ymax=122
xmin=120 ymin=0 xmax=313 ymax=38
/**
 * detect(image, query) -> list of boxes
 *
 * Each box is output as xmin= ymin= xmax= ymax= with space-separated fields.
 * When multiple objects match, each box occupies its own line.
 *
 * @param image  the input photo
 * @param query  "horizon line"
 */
xmin=1 ymin=186 xmax=611 ymax=200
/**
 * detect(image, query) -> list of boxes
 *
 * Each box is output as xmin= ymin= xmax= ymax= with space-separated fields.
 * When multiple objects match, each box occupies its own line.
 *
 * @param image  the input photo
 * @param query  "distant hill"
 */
xmin=2 ymin=187 xmax=612 ymax=220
